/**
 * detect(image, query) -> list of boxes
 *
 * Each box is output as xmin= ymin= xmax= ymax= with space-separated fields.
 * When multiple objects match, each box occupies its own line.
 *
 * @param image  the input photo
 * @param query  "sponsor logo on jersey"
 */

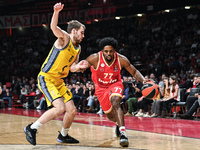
xmin=98 ymin=78 xmax=117 ymax=84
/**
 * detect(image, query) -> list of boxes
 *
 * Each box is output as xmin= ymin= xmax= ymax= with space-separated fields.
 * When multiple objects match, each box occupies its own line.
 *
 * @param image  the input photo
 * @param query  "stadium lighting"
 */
xmin=165 ymin=9 xmax=170 ymax=12
xmin=185 ymin=6 xmax=191 ymax=9
xmin=137 ymin=14 xmax=142 ymax=17
xmin=94 ymin=19 xmax=99 ymax=22
xmin=115 ymin=16 xmax=120 ymax=20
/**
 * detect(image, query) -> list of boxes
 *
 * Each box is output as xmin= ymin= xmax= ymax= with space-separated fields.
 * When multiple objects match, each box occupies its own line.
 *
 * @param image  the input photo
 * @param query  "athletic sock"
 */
xmin=61 ymin=127 xmax=69 ymax=137
xmin=119 ymin=126 xmax=127 ymax=137
xmin=30 ymin=120 xmax=42 ymax=130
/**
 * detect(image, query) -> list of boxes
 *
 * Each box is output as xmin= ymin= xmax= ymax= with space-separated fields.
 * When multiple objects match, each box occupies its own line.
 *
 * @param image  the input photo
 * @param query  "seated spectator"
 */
xmin=36 ymin=95 xmax=47 ymax=110
xmin=23 ymin=91 xmax=36 ymax=109
xmin=134 ymin=75 xmax=154 ymax=117
xmin=2 ymin=87 xmax=13 ymax=109
xmin=134 ymin=97 xmax=153 ymax=117
xmin=158 ymin=76 xmax=179 ymax=118
xmin=20 ymin=86 xmax=27 ymax=104
xmin=180 ymin=93 xmax=200 ymax=120
xmin=72 ymin=81 xmax=83 ymax=111
xmin=32 ymin=88 xmax=43 ymax=108
xmin=158 ymin=73 xmax=166 ymax=89
xmin=185 ymin=73 xmax=200 ymax=111
xmin=85 ymin=83 xmax=96 ymax=112
xmin=151 ymin=77 xmax=170 ymax=117
xmin=79 ymin=84 xmax=89 ymax=112
xmin=179 ymin=73 xmax=197 ymax=101
xmin=150 ymin=73 xmax=158 ymax=84
xmin=124 ymin=79 xmax=142 ymax=116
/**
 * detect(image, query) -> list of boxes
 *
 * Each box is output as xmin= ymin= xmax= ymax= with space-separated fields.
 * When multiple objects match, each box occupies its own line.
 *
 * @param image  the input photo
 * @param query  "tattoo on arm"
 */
xmin=135 ymin=70 xmax=145 ymax=82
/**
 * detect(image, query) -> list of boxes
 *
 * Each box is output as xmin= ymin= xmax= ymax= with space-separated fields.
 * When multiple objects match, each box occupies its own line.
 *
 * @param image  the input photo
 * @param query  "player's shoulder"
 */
xmin=86 ymin=53 xmax=99 ymax=62
xmin=117 ymin=52 xmax=128 ymax=61
xmin=89 ymin=53 xmax=99 ymax=59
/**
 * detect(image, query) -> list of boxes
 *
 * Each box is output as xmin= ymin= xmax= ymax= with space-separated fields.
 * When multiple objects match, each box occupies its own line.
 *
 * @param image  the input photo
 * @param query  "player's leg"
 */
xmin=24 ymin=75 xmax=65 ymax=145
xmin=110 ymin=96 xmax=124 ymax=127
xmin=57 ymin=85 xmax=79 ymax=143
xmin=24 ymin=98 xmax=65 ymax=145
xmin=110 ymin=95 xmax=129 ymax=147
xmin=106 ymin=109 xmax=120 ymax=137
xmin=63 ymin=100 xmax=77 ymax=128
xmin=57 ymin=99 xmax=79 ymax=143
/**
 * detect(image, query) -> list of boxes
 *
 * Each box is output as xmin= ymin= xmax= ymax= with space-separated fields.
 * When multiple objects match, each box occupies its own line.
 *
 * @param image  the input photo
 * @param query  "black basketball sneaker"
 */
xmin=57 ymin=131 xmax=79 ymax=143
xmin=120 ymin=134 xmax=129 ymax=147
xmin=24 ymin=123 xmax=37 ymax=145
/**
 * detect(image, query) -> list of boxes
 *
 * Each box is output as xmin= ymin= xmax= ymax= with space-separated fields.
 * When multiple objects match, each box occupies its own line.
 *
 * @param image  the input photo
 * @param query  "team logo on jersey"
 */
xmin=114 ymin=64 xmax=118 ymax=72
xmin=101 ymin=63 xmax=105 ymax=67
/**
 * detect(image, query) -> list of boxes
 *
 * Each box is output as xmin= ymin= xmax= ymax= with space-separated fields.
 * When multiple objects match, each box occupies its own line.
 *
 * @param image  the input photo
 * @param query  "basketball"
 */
xmin=141 ymin=81 xmax=159 ymax=99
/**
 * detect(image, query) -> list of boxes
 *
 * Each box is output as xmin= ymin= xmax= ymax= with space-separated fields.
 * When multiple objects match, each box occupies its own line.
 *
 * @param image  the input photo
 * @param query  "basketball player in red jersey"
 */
xmin=85 ymin=37 xmax=145 ymax=147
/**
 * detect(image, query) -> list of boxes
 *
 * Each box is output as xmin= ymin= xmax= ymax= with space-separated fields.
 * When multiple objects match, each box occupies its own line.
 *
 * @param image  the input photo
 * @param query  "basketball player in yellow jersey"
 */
xmin=24 ymin=2 xmax=88 ymax=145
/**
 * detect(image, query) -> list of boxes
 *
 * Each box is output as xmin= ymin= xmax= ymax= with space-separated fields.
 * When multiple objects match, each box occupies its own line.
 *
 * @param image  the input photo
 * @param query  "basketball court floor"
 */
xmin=1 ymin=108 xmax=200 ymax=150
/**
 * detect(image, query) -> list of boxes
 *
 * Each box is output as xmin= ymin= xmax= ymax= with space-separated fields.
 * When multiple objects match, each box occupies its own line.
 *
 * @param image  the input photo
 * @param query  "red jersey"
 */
xmin=91 ymin=51 xmax=122 ymax=88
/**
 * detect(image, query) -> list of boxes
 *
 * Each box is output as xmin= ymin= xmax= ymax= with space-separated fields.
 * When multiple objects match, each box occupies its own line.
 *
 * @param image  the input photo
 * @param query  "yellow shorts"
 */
xmin=37 ymin=72 xmax=72 ymax=107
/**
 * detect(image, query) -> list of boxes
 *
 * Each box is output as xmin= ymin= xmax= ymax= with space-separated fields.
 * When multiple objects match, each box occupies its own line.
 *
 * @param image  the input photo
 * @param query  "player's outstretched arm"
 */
xmin=50 ymin=2 xmax=69 ymax=42
xmin=85 ymin=53 xmax=99 ymax=69
xmin=70 ymin=53 xmax=98 ymax=72
xmin=119 ymin=54 xmax=145 ymax=83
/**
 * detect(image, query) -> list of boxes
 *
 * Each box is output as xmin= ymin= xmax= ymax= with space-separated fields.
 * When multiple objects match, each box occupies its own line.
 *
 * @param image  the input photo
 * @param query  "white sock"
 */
xmin=30 ymin=120 xmax=42 ymax=130
xmin=119 ymin=126 xmax=127 ymax=137
xmin=61 ymin=127 xmax=69 ymax=137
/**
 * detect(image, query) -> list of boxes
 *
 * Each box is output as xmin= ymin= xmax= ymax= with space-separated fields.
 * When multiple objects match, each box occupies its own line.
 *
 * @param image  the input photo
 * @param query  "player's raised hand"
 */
xmin=54 ymin=2 xmax=64 ymax=12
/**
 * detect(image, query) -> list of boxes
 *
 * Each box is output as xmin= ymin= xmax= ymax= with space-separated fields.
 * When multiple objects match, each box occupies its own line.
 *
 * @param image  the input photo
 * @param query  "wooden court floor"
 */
xmin=1 ymin=108 xmax=200 ymax=150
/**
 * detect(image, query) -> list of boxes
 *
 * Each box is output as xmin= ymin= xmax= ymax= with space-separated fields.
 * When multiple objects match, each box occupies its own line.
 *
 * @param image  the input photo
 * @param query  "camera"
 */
xmin=127 ymin=80 xmax=136 ymax=87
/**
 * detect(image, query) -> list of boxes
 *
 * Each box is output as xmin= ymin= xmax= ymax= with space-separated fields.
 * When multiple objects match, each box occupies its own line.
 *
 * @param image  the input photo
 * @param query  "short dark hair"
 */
xmin=190 ymin=73 xmax=195 ymax=79
xmin=67 ymin=20 xmax=85 ymax=33
xmin=196 ymin=73 xmax=200 ymax=77
xmin=99 ymin=37 xmax=118 ymax=50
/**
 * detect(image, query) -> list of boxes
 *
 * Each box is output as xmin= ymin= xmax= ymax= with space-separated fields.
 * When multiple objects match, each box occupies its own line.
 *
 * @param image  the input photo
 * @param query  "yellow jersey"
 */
xmin=40 ymin=38 xmax=80 ymax=79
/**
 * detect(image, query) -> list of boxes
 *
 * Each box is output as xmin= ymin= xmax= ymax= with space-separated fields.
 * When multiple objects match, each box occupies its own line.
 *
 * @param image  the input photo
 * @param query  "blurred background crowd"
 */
xmin=0 ymin=0 xmax=199 ymax=119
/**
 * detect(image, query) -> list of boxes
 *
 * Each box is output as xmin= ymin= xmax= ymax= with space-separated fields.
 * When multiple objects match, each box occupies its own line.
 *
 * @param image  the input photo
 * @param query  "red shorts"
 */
xmin=95 ymin=81 xmax=123 ymax=114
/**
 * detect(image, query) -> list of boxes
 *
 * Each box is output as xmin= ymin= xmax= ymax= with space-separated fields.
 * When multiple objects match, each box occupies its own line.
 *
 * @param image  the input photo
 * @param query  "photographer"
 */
xmin=124 ymin=79 xmax=143 ymax=116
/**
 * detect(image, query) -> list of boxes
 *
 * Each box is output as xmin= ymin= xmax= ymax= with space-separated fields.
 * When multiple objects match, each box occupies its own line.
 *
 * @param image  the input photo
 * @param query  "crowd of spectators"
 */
xmin=0 ymin=7 xmax=200 ymax=118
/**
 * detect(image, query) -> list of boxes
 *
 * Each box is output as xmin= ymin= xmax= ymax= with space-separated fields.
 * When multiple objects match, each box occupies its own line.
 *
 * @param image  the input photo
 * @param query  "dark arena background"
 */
xmin=0 ymin=0 xmax=200 ymax=150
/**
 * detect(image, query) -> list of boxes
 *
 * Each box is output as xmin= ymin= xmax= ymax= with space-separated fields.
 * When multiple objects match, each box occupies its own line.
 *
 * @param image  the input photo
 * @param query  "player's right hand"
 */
xmin=78 ymin=60 xmax=88 ymax=69
xmin=54 ymin=2 xmax=64 ymax=12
